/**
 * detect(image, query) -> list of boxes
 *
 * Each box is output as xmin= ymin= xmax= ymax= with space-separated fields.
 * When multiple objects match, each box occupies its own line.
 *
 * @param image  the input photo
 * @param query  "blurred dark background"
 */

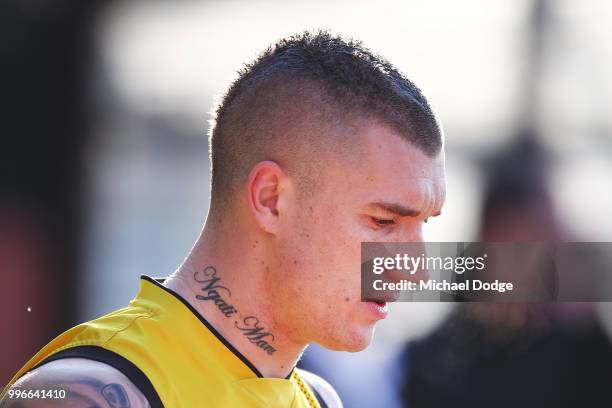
xmin=2 ymin=1 xmax=612 ymax=406
xmin=1 ymin=0 xmax=102 ymax=386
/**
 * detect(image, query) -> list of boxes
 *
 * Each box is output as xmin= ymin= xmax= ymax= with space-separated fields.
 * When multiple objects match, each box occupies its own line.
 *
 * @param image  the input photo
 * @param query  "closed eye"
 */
xmin=371 ymin=217 xmax=396 ymax=227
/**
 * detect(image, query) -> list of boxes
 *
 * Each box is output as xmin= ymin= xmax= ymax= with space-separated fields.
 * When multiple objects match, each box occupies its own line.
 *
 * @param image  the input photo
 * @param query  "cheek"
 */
xmin=303 ymin=212 xmax=356 ymax=266
xmin=307 ymin=217 xmax=363 ymax=297
xmin=283 ymin=202 xmax=363 ymax=287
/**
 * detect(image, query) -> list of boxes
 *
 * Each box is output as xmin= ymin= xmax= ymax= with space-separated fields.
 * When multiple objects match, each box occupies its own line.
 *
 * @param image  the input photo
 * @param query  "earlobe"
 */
xmin=247 ymin=161 xmax=286 ymax=233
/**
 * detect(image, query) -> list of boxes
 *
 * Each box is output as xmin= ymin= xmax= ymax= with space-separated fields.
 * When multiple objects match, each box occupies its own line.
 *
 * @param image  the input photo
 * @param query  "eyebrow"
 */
xmin=370 ymin=202 xmax=443 ymax=218
xmin=370 ymin=202 xmax=421 ymax=217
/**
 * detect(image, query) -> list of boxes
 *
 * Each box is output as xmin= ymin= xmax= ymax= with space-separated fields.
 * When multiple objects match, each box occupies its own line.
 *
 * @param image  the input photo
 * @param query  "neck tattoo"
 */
xmin=194 ymin=266 xmax=278 ymax=356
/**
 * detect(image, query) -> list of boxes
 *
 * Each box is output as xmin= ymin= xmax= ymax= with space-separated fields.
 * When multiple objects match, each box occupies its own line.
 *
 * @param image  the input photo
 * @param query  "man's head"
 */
xmin=206 ymin=31 xmax=446 ymax=351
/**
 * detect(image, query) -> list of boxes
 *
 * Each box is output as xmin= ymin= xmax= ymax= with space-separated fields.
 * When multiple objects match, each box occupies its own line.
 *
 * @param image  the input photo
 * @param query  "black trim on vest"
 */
xmin=33 ymin=345 xmax=164 ymax=408
xmin=302 ymin=375 xmax=330 ymax=408
xmin=141 ymin=274 xmax=275 ymax=379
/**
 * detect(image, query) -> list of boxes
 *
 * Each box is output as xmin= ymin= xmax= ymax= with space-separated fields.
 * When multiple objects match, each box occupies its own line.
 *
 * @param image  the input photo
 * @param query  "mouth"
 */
xmin=363 ymin=299 xmax=390 ymax=318
xmin=363 ymin=293 xmax=399 ymax=304
xmin=362 ymin=292 xmax=399 ymax=319
xmin=368 ymin=299 xmax=388 ymax=307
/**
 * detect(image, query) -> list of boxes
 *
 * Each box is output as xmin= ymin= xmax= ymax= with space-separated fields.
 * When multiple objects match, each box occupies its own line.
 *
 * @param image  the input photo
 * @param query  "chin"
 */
xmin=319 ymin=325 xmax=376 ymax=352
xmin=342 ymin=339 xmax=371 ymax=353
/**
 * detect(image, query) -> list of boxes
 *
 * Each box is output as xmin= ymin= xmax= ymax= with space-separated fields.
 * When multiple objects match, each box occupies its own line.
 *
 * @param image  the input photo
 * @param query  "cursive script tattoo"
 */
xmin=235 ymin=316 xmax=277 ymax=355
xmin=194 ymin=266 xmax=237 ymax=317
xmin=194 ymin=265 xmax=277 ymax=355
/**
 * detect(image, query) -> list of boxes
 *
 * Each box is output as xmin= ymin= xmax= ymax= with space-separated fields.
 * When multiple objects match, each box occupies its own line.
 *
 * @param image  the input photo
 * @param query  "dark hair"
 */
xmin=209 ymin=30 xmax=442 ymax=204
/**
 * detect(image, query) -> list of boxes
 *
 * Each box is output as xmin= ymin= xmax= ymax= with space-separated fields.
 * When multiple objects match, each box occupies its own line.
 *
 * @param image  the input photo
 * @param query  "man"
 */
xmin=1 ymin=30 xmax=445 ymax=407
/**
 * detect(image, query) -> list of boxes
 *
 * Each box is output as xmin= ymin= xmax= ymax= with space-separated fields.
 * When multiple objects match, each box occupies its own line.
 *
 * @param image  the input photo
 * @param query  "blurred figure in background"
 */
xmin=401 ymin=136 xmax=612 ymax=408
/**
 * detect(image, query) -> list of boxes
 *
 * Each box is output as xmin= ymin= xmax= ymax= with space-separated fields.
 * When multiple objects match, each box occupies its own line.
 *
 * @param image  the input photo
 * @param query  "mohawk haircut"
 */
xmin=209 ymin=30 xmax=442 ymax=205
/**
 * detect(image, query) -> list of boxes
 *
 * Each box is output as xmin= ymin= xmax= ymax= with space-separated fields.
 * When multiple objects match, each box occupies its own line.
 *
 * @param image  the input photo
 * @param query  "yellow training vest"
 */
xmin=3 ymin=276 xmax=321 ymax=408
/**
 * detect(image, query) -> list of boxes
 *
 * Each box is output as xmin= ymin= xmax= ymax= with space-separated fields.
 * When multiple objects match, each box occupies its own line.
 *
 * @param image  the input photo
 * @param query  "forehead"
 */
xmin=346 ymin=123 xmax=446 ymax=210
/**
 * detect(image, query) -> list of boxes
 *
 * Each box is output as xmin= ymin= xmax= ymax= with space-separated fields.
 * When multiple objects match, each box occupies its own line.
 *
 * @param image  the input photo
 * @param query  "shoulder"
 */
xmin=298 ymin=369 xmax=343 ymax=408
xmin=1 ymin=358 xmax=151 ymax=407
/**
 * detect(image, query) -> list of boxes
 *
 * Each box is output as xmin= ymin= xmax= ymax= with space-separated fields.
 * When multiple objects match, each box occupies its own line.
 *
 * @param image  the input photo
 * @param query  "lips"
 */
xmin=363 ymin=299 xmax=390 ymax=318
xmin=363 ymin=293 xmax=399 ymax=304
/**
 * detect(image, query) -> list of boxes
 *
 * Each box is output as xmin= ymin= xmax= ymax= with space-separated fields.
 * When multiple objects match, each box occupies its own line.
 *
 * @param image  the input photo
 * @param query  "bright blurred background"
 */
xmin=2 ymin=0 xmax=612 ymax=406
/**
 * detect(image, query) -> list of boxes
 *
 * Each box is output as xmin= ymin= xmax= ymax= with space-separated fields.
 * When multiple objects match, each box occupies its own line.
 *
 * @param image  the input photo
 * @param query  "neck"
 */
xmin=164 ymin=223 xmax=307 ymax=378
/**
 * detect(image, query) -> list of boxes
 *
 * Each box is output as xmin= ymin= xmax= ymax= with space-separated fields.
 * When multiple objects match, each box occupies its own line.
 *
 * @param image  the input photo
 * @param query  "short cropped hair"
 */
xmin=208 ymin=30 xmax=442 ymax=205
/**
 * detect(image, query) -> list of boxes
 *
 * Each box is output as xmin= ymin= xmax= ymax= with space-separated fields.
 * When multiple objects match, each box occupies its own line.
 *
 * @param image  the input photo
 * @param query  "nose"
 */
xmin=382 ymin=226 xmax=429 ymax=284
xmin=395 ymin=223 xmax=424 ymax=243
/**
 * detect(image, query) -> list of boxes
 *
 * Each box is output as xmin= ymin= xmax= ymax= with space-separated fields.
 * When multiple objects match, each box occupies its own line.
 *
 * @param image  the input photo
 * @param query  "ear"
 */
xmin=247 ymin=161 xmax=288 ymax=234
